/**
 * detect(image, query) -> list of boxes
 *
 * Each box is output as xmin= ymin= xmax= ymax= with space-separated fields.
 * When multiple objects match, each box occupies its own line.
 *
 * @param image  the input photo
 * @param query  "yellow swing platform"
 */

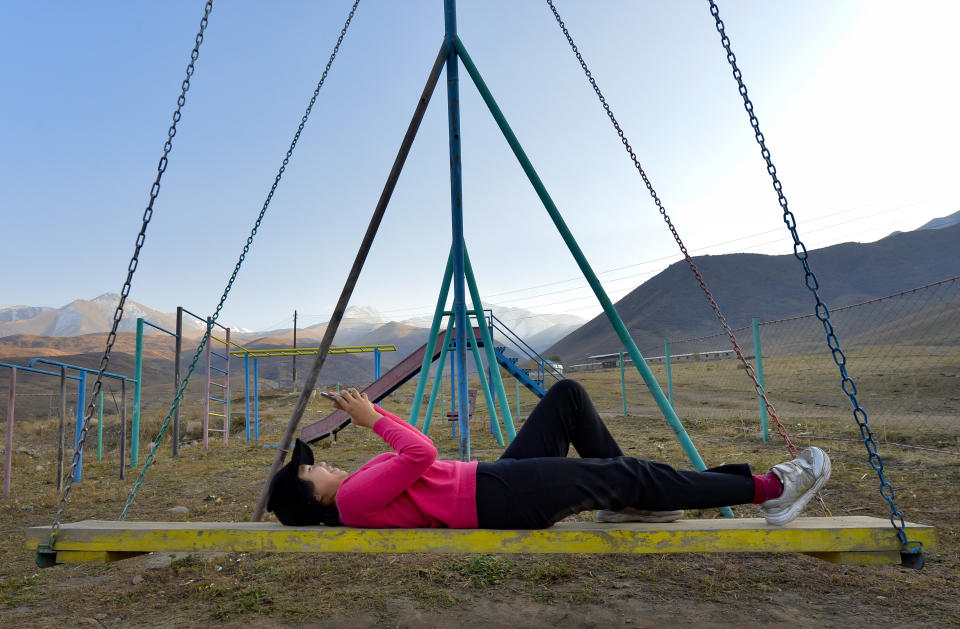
xmin=27 ymin=516 xmax=934 ymax=567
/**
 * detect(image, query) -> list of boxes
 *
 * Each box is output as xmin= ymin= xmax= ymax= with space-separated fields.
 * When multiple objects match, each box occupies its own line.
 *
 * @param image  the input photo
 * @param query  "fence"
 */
xmin=573 ymin=276 xmax=960 ymax=437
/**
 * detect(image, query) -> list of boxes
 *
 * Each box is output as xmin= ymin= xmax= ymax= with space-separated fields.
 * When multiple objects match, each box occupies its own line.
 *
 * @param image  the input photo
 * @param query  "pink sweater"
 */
xmin=335 ymin=406 xmax=479 ymax=528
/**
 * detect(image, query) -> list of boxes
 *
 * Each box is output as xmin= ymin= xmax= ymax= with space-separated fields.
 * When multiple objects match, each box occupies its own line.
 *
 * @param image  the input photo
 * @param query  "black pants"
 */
xmin=475 ymin=379 xmax=755 ymax=529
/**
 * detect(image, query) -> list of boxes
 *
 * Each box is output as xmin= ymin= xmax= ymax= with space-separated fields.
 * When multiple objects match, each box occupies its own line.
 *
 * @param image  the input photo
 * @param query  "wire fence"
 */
xmin=571 ymin=276 xmax=960 ymax=440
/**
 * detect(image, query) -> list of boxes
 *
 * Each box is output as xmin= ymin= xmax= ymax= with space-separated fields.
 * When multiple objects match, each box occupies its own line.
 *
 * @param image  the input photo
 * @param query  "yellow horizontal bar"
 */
xmin=205 ymin=334 xmax=250 ymax=352
xmin=26 ymin=517 xmax=934 ymax=564
xmin=230 ymin=345 xmax=397 ymax=358
xmin=228 ymin=339 xmax=251 ymax=352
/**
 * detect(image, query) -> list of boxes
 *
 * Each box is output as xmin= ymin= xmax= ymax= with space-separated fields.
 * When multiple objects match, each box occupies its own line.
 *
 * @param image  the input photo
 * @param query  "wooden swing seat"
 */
xmin=26 ymin=516 xmax=933 ymax=567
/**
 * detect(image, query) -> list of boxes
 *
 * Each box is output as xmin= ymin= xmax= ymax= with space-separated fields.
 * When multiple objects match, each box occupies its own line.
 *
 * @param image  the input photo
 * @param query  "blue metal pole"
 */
xmin=244 ymin=354 xmax=251 ymax=442
xmin=74 ymin=371 xmax=86 ymax=483
xmin=254 ymin=358 xmax=260 ymax=441
xmin=752 ymin=317 xmax=769 ymax=442
xmin=444 ymin=0 xmax=470 ymax=461
xmin=374 ymin=348 xmax=381 ymax=380
xmin=97 ymin=390 xmax=103 ymax=462
xmin=450 ymin=342 xmax=456 ymax=416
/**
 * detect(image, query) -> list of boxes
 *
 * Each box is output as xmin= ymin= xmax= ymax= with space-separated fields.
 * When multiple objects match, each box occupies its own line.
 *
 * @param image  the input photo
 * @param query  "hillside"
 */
xmin=547 ymin=221 xmax=960 ymax=362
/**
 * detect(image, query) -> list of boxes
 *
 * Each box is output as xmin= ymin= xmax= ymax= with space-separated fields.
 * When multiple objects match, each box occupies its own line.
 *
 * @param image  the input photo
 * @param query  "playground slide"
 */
xmin=492 ymin=347 xmax=547 ymax=397
xmin=301 ymin=327 xmax=484 ymax=443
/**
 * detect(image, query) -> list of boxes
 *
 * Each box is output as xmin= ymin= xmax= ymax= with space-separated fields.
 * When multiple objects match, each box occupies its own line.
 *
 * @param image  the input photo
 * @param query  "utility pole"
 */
xmin=292 ymin=310 xmax=298 ymax=390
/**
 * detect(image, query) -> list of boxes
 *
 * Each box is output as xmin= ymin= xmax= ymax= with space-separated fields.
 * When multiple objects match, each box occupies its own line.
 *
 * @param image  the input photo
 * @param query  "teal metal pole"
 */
xmin=423 ymin=315 xmax=456 ymax=436
xmin=456 ymin=37 xmax=731 ymax=516
xmin=620 ymin=351 xmax=627 ymax=416
xmin=97 ymin=390 xmax=103 ymax=462
xmin=515 ymin=379 xmax=520 ymax=418
xmin=665 ymin=339 xmax=674 ymax=407
xmin=410 ymin=248 xmax=454 ymax=426
xmin=131 ymin=317 xmax=143 ymax=467
xmin=465 ymin=332 xmax=504 ymax=446
xmin=463 ymin=249 xmax=516 ymax=440
xmin=753 ymin=317 xmax=769 ymax=442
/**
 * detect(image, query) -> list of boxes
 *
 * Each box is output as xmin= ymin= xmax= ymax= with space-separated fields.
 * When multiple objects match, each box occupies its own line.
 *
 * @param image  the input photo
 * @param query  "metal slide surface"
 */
xmin=493 ymin=347 xmax=546 ymax=397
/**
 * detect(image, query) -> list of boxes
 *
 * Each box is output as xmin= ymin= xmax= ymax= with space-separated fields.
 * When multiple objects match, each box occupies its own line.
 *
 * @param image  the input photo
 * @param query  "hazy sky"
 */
xmin=2 ymin=1 xmax=957 ymax=331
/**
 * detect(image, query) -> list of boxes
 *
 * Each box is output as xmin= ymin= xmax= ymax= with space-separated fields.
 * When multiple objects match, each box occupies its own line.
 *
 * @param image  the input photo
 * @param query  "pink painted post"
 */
xmin=4 ymin=367 xmax=15 ymax=498
xmin=223 ymin=328 xmax=230 ymax=446
xmin=203 ymin=318 xmax=211 ymax=451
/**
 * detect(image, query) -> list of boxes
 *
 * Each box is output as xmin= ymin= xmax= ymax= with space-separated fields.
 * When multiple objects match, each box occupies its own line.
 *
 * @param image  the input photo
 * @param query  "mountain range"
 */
xmin=2 ymin=210 xmax=956 ymax=382
xmin=0 ymin=294 xmax=585 ymax=386
xmin=545 ymin=211 xmax=960 ymax=362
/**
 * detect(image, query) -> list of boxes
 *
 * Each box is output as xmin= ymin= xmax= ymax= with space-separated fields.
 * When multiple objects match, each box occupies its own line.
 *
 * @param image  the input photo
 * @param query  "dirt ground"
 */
xmin=1 ymin=371 xmax=958 ymax=628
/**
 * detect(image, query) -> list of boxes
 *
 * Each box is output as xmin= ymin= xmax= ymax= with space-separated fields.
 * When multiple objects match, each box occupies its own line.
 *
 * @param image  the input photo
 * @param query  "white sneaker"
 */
xmin=760 ymin=446 xmax=831 ymax=526
xmin=596 ymin=507 xmax=684 ymax=523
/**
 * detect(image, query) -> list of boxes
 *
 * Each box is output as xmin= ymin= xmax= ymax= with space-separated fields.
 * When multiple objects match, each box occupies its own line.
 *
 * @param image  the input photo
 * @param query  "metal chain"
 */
xmin=43 ymin=0 xmax=214 ymax=553
xmin=706 ymin=0 xmax=918 ymax=554
xmin=544 ymin=0 xmax=826 ymax=509
xmin=119 ymin=0 xmax=361 ymax=519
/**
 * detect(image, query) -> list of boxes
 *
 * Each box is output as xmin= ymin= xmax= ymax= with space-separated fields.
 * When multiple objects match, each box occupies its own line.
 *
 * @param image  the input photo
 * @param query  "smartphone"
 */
xmin=319 ymin=391 xmax=338 ymax=401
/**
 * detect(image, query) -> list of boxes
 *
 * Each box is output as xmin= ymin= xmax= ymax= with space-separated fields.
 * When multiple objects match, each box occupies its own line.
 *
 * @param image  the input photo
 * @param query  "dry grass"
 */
xmin=1 ymin=370 xmax=958 ymax=628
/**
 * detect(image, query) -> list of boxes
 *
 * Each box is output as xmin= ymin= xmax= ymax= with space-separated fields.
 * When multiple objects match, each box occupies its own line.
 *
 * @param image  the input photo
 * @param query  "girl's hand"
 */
xmin=331 ymin=388 xmax=382 ymax=429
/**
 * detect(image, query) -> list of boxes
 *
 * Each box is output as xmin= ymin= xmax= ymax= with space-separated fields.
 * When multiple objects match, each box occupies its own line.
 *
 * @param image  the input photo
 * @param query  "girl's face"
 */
xmin=298 ymin=462 xmax=349 ymax=506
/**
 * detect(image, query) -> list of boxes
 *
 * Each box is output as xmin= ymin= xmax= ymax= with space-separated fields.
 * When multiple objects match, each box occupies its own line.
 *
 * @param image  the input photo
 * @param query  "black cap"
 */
xmin=267 ymin=439 xmax=318 ymax=526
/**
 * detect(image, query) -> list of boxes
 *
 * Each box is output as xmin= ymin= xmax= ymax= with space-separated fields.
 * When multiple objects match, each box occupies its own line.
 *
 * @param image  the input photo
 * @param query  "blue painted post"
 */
xmin=74 ymin=371 xmax=86 ymax=482
xmin=254 ymin=358 xmax=260 ymax=441
xmin=620 ymin=352 xmax=627 ymax=416
xmin=444 ymin=0 xmax=470 ymax=461
xmin=374 ymin=348 xmax=381 ymax=380
xmin=131 ymin=317 xmax=143 ymax=467
xmin=665 ymin=339 xmax=673 ymax=407
xmin=449 ymin=349 xmax=456 ymax=416
xmin=97 ymin=390 xmax=103 ymax=462
xmin=244 ymin=354 xmax=251 ymax=442
xmin=753 ymin=317 xmax=769 ymax=442
xmin=450 ymin=346 xmax=457 ymax=438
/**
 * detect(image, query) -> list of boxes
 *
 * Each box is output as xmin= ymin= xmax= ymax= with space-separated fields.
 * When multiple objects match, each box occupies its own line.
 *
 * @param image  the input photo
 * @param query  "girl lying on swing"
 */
xmin=267 ymin=379 xmax=829 ymax=528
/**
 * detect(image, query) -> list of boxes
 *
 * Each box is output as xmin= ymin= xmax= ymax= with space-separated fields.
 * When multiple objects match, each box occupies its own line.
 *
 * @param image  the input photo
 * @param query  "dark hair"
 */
xmin=267 ymin=438 xmax=343 ymax=526
xmin=299 ymin=479 xmax=342 ymax=526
